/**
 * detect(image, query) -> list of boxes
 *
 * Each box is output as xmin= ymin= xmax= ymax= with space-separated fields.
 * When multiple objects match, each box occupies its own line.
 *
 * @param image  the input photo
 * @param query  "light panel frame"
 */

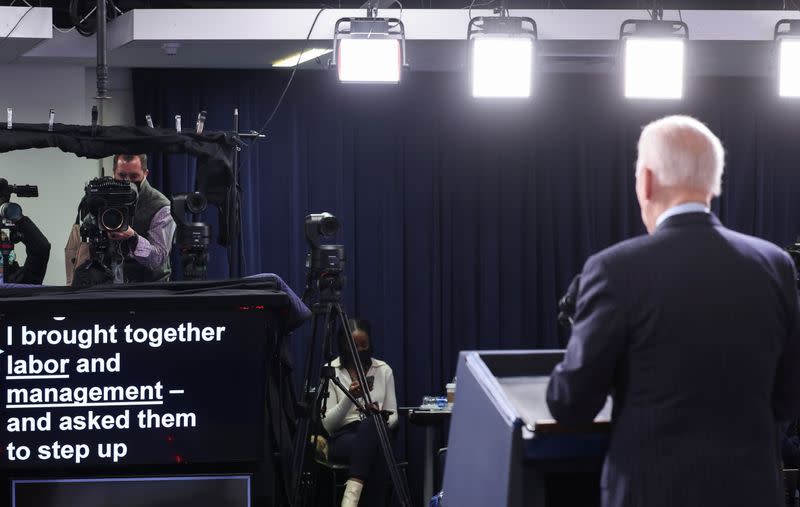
xmin=619 ymin=19 xmax=690 ymax=100
xmin=332 ymin=17 xmax=408 ymax=84
xmin=467 ymin=15 xmax=538 ymax=99
xmin=775 ymin=19 xmax=800 ymax=98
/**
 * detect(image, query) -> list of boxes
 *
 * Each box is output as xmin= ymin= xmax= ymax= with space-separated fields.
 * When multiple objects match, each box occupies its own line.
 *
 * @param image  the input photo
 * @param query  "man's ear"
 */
xmin=643 ymin=168 xmax=654 ymax=200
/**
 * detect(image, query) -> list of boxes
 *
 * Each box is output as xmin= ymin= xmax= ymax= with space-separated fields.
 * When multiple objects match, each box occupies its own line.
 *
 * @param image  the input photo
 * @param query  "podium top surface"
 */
xmin=497 ymin=376 xmax=611 ymax=432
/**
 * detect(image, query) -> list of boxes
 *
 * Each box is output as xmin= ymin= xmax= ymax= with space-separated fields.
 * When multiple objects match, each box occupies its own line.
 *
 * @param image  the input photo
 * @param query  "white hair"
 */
xmin=636 ymin=115 xmax=725 ymax=197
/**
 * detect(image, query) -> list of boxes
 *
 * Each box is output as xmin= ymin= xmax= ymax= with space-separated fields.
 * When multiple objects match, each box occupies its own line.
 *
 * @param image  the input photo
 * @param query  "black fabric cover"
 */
xmin=0 ymin=123 xmax=240 ymax=245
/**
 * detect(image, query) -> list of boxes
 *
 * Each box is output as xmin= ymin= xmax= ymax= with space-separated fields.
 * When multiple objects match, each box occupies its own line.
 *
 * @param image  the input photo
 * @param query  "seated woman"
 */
xmin=322 ymin=318 xmax=398 ymax=507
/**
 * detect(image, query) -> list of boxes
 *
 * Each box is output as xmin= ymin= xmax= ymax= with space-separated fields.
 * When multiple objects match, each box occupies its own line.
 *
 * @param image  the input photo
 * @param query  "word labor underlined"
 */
xmin=5 ymin=323 xmax=227 ymax=350
xmin=6 ymin=381 xmax=165 ymax=409
xmin=6 ymin=374 xmax=70 ymax=380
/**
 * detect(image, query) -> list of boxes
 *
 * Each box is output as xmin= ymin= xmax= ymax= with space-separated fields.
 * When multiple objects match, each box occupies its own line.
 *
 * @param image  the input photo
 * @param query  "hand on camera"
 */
xmin=107 ymin=227 xmax=136 ymax=241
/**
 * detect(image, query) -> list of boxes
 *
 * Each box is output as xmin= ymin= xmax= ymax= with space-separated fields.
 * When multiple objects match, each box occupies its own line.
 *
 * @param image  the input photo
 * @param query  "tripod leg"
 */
xmin=337 ymin=309 xmax=412 ymax=507
xmin=290 ymin=303 xmax=336 ymax=506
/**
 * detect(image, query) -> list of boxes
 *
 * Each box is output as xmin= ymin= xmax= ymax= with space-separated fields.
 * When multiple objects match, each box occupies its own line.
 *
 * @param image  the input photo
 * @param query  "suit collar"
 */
xmin=656 ymin=211 xmax=721 ymax=231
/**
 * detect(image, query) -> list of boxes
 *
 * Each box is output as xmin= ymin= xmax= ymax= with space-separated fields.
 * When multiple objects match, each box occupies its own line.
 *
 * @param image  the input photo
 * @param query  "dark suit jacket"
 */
xmin=547 ymin=212 xmax=800 ymax=507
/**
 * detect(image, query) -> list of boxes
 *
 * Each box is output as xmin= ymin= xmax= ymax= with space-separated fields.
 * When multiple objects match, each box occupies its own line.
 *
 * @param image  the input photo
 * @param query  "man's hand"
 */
xmin=107 ymin=227 xmax=136 ymax=241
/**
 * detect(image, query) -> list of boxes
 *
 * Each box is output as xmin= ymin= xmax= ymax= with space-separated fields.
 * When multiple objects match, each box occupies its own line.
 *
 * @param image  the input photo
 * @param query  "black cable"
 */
xmin=69 ymin=0 xmax=119 ymax=37
xmin=0 ymin=5 xmax=34 ymax=50
xmin=465 ymin=0 xmax=496 ymax=15
xmin=250 ymin=7 xmax=326 ymax=146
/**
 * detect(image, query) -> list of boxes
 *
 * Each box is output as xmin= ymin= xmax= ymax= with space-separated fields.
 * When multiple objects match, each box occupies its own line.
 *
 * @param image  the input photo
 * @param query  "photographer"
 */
xmin=0 ymin=178 xmax=50 ymax=285
xmin=107 ymin=154 xmax=175 ymax=283
xmin=0 ymin=214 xmax=51 ymax=285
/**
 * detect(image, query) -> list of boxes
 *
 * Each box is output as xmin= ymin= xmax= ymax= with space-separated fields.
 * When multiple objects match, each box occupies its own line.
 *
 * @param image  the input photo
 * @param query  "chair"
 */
xmin=314 ymin=456 xmax=351 ymax=507
xmin=312 ymin=433 xmax=408 ymax=507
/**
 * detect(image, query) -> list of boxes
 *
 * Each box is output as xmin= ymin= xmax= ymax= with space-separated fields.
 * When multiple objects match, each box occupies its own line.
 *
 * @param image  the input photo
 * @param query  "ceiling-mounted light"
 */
xmin=468 ymin=15 xmax=537 ymax=98
xmin=775 ymin=19 xmax=800 ymax=97
xmin=620 ymin=19 xmax=688 ymax=100
xmin=332 ymin=15 xmax=407 ymax=83
xmin=273 ymin=48 xmax=333 ymax=68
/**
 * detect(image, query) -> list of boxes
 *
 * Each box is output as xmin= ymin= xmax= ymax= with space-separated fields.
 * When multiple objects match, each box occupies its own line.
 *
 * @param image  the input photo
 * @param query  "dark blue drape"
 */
xmin=133 ymin=68 xmax=800 ymax=502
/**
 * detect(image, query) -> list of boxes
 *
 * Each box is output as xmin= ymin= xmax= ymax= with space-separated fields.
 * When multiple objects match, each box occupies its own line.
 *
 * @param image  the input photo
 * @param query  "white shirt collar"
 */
xmin=655 ymin=202 xmax=710 ymax=228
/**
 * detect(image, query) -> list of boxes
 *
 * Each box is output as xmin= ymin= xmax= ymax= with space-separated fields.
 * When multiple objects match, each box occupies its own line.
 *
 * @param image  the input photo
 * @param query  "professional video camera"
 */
xmin=291 ymin=212 xmax=411 ymax=506
xmin=171 ymin=192 xmax=211 ymax=281
xmin=302 ymin=212 xmax=345 ymax=299
xmin=78 ymin=177 xmax=138 ymax=248
xmin=0 ymin=178 xmax=38 ymax=257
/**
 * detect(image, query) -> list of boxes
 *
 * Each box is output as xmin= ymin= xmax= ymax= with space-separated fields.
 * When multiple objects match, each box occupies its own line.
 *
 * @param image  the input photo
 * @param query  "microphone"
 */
xmin=557 ymin=274 xmax=581 ymax=330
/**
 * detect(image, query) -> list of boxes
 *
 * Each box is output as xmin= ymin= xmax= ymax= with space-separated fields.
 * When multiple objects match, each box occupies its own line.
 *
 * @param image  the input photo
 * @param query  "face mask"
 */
xmin=357 ymin=349 xmax=372 ymax=369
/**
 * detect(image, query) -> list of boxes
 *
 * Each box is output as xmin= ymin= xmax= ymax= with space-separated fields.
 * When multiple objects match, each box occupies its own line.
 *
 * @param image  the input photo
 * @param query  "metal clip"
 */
xmin=195 ymin=110 xmax=207 ymax=134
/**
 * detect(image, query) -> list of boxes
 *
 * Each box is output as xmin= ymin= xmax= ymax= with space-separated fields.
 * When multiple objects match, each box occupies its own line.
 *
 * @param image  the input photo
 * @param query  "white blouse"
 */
xmin=321 ymin=356 xmax=398 ymax=435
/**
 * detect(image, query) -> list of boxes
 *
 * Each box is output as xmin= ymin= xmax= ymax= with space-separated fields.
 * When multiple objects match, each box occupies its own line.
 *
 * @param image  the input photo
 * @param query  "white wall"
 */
xmin=0 ymin=64 xmax=134 ymax=285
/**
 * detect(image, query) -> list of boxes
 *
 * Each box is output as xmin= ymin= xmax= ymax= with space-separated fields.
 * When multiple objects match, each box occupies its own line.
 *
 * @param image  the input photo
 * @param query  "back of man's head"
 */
xmin=636 ymin=115 xmax=725 ymax=197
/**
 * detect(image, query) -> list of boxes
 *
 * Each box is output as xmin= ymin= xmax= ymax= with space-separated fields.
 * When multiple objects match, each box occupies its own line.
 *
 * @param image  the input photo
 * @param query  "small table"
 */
xmin=400 ymin=407 xmax=452 ymax=506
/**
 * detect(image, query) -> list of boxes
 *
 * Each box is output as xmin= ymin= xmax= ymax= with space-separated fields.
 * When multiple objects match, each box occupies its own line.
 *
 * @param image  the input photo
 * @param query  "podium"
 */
xmin=442 ymin=350 xmax=611 ymax=507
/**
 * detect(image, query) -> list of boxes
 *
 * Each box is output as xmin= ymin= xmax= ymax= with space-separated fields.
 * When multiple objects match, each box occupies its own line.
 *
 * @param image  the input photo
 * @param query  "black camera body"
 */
xmin=305 ymin=213 xmax=345 ymax=273
xmin=81 ymin=177 xmax=138 ymax=234
xmin=303 ymin=212 xmax=346 ymax=300
xmin=0 ymin=178 xmax=38 ymax=244
xmin=171 ymin=192 xmax=211 ymax=248
xmin=171 ymin=192 xmax=211 ymax=281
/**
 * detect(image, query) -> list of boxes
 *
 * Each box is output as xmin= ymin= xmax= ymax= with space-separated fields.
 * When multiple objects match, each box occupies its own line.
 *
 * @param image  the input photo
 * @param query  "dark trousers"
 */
xmin=329 ymin=418 xmax=390 ymax=505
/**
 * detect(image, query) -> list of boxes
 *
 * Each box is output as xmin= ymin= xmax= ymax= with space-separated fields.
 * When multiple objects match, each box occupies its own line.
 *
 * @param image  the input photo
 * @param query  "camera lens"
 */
xmin=186 ymin=192 xmax=207 ymax=214
xmin=317 ymin=214 xmax=340 ymax=236
xmin=100 ymin=208 xmax=125 ymax=231
xmin=0 ymin=202 xmax=22 ymax=222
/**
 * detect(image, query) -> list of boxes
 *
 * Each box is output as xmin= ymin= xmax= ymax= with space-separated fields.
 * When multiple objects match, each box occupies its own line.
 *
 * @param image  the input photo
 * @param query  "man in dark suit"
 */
xmin=547 ymin=115 xmax=800 ymax=507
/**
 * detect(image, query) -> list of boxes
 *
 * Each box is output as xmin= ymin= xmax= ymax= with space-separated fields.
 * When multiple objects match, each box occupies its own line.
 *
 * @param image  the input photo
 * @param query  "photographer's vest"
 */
xmin=122 ymin=179 xmax=171 ymax=283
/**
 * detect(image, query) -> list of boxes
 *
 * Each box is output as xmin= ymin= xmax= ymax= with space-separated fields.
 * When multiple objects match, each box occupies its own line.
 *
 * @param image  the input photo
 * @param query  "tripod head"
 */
xmin=303 ymin=213 xmax=346 ymax=303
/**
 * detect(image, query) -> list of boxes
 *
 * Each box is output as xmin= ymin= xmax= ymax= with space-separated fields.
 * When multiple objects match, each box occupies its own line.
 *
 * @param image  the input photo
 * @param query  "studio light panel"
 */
xmin=472 ymin=37 xmax=534 ymax=98
xmin=337 ymin=38 xmax=401 ymax=83
xmin=780 ymin=39 xmax=800 ymax=97
xmin=624 ymin=38 xmax=684 ymax=99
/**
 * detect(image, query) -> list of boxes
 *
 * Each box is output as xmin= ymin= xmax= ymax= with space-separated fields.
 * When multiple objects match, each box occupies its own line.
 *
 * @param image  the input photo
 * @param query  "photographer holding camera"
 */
xmin=106 ymin=154 xmax=175 ymax=283
xmin=0 ymin=179 xmax=50 ymax=285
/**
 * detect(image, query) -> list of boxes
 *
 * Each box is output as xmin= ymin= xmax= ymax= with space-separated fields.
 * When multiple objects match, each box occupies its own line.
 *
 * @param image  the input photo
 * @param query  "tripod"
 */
xmin=289 ymin=236 xmax=411 ymax=507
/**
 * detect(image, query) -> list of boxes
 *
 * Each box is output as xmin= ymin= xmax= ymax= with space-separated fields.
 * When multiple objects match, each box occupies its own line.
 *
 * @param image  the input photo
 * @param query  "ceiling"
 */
xmin=38 ymin=0 xmax=800 ymax=30
xmin=70 ymin=1 xmax=800 ymax=8
xmin=1 ymin=3 xmax=795 ymax=76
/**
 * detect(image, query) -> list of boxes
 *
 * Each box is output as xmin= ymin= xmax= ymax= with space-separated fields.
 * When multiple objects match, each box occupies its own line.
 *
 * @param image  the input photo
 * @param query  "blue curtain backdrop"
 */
xmin=133 ymin=68 xmax=800 ymax=501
